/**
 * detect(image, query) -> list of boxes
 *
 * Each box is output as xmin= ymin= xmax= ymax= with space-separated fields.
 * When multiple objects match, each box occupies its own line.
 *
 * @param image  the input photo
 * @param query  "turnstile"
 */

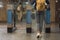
xmin=26 ymin=10 xmax=32 ymax=33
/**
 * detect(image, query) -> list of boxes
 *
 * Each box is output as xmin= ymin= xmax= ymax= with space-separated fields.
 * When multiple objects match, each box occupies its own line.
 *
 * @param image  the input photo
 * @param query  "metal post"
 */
xmin=26 ymin=2 xmax=32 ymax=33
xmin=7 ymin=4 xmax=13 ymax=33
xmin=26 ymin=10 xmax=32 ymax=33
xmin=45 ymin=0 xmax=51 ymax=33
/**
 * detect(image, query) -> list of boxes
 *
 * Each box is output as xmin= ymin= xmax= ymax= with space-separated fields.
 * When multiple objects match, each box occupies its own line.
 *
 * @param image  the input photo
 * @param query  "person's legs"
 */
xmin=36 ymin=11 xmax=45 ymax=37
xmin=39 ymin=11 xmax=44 ymax=33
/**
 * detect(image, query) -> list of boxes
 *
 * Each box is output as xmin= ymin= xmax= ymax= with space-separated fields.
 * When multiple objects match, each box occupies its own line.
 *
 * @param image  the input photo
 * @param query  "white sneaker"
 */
xmin=36 ymin=33 xmax=42 ymax=38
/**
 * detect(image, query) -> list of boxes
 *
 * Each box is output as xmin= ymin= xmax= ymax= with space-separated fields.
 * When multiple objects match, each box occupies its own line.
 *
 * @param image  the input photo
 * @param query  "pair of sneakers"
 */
xmin=36 ymin=32 xmax=42 ymax=38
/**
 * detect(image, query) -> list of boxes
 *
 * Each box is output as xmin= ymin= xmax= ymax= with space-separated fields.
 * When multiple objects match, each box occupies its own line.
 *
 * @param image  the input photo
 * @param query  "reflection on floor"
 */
xmin=0 ymin=26 xmax=60 ymax=40
xmin=0 ymin=21 xmax=60 ymax=40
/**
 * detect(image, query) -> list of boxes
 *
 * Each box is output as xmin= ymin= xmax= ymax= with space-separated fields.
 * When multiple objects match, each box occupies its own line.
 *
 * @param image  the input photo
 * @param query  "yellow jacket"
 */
xmin=36 ymin=0 xmax=45 ymax=11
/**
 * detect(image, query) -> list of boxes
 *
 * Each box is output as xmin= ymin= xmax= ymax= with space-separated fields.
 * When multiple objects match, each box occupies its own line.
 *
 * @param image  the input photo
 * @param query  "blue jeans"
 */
xmin=37 ymin=11 xmax=45 ymax=33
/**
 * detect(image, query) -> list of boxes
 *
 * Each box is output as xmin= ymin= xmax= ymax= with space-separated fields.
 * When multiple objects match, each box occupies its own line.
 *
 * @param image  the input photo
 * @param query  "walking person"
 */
xmin=36 ymin=0 xmax=46 ymax=38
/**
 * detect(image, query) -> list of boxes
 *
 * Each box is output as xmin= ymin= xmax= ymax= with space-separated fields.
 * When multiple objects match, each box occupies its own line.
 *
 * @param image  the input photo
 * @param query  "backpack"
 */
xmin=36 ymin=0 xmax=45 ymax=11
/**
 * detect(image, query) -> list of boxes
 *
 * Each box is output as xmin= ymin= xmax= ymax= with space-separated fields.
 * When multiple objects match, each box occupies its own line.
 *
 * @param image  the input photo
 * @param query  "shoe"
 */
xmin=36 ymin=32 xmax=42 ymax=38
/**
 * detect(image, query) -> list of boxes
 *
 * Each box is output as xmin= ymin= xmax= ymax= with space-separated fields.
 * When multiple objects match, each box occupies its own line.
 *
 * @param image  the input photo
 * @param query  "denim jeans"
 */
xmin=37 ymin=11 xmax=45 ymax=33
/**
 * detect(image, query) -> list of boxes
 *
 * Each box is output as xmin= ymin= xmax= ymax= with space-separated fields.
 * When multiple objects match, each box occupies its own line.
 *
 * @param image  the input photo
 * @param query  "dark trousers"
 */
xmin=37 ymin=11 xmax=45 ymax=33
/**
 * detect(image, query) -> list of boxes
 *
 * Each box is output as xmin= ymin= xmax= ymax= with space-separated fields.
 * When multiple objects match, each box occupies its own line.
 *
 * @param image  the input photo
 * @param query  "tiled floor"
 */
xmin=0 ymin=25 xmax=60 ymax=40
xmin=0 ymin=20 xmax=60 ymax=40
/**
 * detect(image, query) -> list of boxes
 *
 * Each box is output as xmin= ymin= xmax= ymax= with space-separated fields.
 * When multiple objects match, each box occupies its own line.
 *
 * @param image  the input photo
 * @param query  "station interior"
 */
xmin=0 ymin=0 xmax=60 ymax=40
